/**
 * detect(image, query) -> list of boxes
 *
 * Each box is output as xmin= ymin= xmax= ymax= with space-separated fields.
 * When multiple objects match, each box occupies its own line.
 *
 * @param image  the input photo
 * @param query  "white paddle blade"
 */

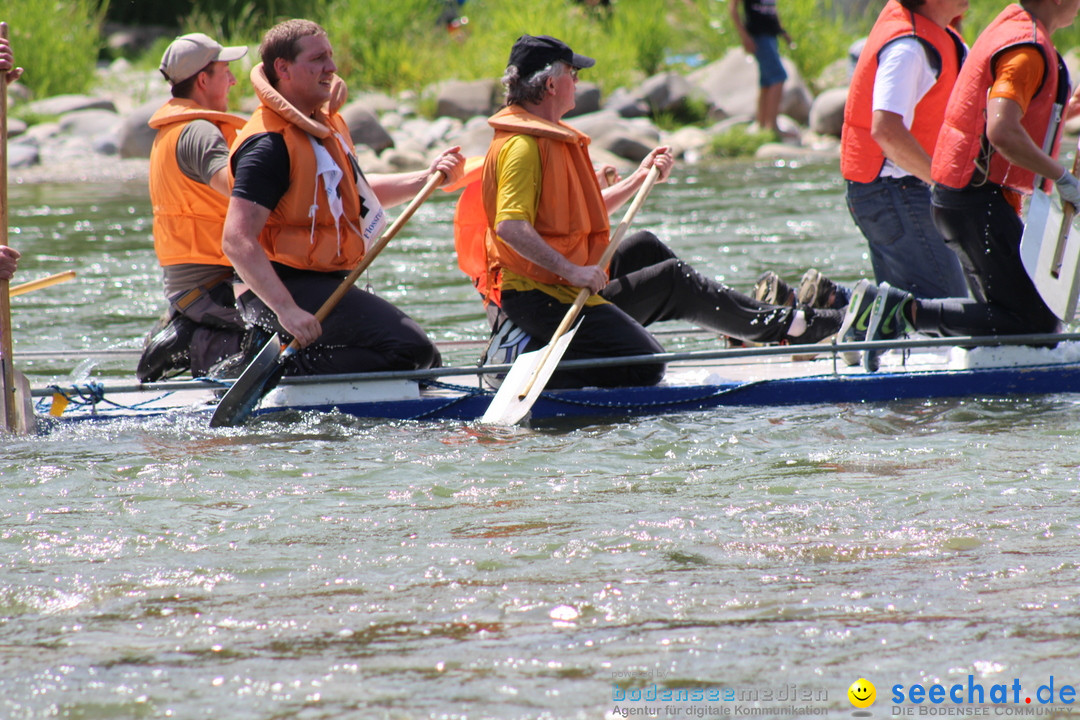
xmin=481 ymin=325 xmax=579 ymax=425
xmin=1021 ymin=189 xmax=1052 ymax=278
xmin=1023 ymin=191 xmax=1080 ymax=320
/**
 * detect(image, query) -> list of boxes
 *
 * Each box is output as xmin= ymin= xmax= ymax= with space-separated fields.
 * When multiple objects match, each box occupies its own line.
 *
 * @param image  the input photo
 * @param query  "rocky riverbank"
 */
xmin=5 ymin=45 xmax=866 ymax=186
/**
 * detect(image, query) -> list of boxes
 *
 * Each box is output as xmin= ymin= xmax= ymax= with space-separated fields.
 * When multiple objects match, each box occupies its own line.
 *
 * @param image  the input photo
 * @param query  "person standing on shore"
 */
xmin=729 ymin=0 xmax=792 ymax=136
xmin=137 ymin=33 xmax=250 ymax=382
xmin=222 ymin=19 xmax=463 ymax=376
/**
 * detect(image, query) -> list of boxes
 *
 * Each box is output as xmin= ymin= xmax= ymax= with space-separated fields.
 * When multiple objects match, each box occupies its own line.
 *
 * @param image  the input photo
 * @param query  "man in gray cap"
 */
xmin=138 ymin=33 xmax=254 ymax=382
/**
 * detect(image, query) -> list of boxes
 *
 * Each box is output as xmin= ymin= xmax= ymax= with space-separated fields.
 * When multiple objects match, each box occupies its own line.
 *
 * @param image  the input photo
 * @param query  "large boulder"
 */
xmin=118 ymin=96 xmax=168 ymax=159
xmin=567 ymin=82 xmax=602 ymax=117
xmin=434 ymin=78 xmax=499 ymax=121
xmin=808 ymin=87 xmax=847 ymax=138
xmin=27 ymin=94 xmax=117 ymax=116
xmin=635 ymin=71 xmax=704 ymax=116
xmin=340 ymin=102 xmax=394 ymax=154
xmin=687 ymin=48 xmax=813 ymax=124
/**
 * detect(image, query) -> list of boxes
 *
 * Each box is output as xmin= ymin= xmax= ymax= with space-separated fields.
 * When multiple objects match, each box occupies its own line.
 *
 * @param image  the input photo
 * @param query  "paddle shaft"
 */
xmin=0 ymin=22 xmax=16 ymax=432
xmin=1051 ymin=133 xmax=1080 ymax=277
xmin=517 ymin=165 xmax=662 ymax=399
xmin=283 ymin=170 xmax=444 ymax=354
xmin=9 ymin=270 xmax=76 ymax=297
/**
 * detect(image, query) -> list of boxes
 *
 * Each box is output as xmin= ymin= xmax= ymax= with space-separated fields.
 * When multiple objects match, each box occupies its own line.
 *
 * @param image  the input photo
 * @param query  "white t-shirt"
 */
xmin=871 ymin=37 xmax=939 ymax=179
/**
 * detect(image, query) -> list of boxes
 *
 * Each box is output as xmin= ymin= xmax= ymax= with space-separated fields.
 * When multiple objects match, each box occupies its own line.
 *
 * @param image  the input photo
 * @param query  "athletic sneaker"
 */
xmin=480 ymin=316 xmax=533 ymax=389
xmin=784 ymin=306 xmax=843 ymax=345
xmin=836 ymin=279 xmax=877 ymax=367
xmin=136 ymin=313 xmax=197 ymax=382
xmin=753 ymin=270 xmax=796 ymax=307
xmin=862 ymin=282 xmax=914 ymax=372
xmin=797 ymin=268 xmax=842 ymax=309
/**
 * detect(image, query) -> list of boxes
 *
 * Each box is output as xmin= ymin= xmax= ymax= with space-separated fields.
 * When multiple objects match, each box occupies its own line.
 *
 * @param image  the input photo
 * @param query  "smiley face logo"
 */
xmin=848 ymin=678 xmax=876 ymax=708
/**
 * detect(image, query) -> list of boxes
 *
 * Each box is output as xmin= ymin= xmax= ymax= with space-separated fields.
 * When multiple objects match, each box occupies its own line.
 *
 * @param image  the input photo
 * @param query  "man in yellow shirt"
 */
xmin=477 ymin=34 xmax=841 ymax=388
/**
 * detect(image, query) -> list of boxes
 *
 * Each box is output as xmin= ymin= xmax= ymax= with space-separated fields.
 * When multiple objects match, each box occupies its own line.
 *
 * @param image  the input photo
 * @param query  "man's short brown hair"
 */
xmin=259 ymin=19 xmax=327 ymax=86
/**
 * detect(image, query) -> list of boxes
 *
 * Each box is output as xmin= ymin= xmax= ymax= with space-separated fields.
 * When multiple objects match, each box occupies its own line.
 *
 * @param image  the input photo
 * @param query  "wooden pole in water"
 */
xmin=0 ymin=22 xmax=17 ymax=433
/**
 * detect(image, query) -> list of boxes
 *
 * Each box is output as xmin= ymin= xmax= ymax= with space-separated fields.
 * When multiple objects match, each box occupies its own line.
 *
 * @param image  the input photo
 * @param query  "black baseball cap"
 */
xmin=508 ymin=34 xmax=595 ymax=79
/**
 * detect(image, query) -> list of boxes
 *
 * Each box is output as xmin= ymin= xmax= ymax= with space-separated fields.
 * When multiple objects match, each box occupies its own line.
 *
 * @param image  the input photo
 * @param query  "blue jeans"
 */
xmin=846 ymin=176 xmax=969 ymax=299
xmin=752 ymin=34 xmax=787 ymax=87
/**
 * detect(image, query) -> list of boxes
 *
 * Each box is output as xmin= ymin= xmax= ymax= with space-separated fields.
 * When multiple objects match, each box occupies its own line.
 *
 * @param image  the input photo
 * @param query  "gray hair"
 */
xmin=503 ymin=62 xmax=567 ymax=106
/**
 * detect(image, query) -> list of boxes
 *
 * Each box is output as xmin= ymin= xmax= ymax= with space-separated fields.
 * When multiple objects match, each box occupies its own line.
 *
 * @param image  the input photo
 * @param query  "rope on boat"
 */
xmin=39 ymin=382 xmax=191 ymax=415
xmin=408 ymin=379 xmax=488 ymax=420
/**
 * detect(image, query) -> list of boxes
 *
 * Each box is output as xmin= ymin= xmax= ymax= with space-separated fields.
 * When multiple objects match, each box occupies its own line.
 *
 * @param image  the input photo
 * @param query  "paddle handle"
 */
xmin=1050 ymin=135 xmax=1080 ymax=278
xmin=0 ymin=22 xmax=16 ymax=433
xmin=283 ymin=170 xmax=445 ymax=353
xmin=9 ymin=270 xmax=76 ymax=297
xmin=517 ymin=165 xmax=662 ymax=399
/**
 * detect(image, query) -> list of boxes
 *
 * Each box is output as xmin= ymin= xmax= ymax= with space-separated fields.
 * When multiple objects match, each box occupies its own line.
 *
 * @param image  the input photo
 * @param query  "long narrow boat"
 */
xmin=24 ymin=332 xmax=1080 ymax=428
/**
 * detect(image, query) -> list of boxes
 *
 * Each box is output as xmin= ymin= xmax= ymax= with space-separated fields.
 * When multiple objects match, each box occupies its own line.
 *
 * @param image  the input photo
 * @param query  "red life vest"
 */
xmin=931 ymin=3 xmax=1069 ymax=194
xmin=149 ymin=99 xmax=246 ymax=266
xmin=840 ymin=0 xmax=965 ymax=183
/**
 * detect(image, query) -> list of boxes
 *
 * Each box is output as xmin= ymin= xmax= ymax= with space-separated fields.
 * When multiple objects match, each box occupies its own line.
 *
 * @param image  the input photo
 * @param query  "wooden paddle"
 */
xmin=481 ymin=165 xmax=662 ymax=426
xmin=210 ymin=170 xmax=446 ymax=428
xmin=0 ymin=22 xmax=28 ymax=434
xmin=10 ymin=269 xmax=76 ymax=297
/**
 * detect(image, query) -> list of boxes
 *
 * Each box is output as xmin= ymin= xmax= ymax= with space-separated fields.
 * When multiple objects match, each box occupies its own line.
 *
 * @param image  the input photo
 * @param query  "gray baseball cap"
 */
xmin=160 ymin=32 xmax=247 ymax=85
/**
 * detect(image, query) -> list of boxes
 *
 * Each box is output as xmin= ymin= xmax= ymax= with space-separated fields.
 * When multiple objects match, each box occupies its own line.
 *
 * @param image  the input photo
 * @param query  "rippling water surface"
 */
xmin=3 ymin=161 xmax=1080 ymax=720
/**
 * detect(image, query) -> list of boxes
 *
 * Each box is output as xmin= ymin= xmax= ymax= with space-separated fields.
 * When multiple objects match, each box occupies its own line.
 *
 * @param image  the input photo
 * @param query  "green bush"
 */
xmin=707 ymin=124 xmax=777 ymax=158
xmin=3 ymin=0 xmax=108 ymax=99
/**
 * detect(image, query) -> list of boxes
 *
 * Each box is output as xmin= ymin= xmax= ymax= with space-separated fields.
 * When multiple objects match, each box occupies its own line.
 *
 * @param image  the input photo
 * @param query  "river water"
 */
xmin=3 ymin=160 xmax=1080 ymax=719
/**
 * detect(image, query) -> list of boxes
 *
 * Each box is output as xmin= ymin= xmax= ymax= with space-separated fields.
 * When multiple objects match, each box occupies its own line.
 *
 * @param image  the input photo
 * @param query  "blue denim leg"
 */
xmin=845 ymin=177 xmax=969 ymax=299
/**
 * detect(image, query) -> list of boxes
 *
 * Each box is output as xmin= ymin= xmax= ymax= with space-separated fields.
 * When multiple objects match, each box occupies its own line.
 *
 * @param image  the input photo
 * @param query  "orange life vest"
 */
xmin=479 ymin=105 xmax=610 ymax=291
xmin=840 ymin=0 xmax=965 ymax=183
xmin=149 ymin=99 xmax=246 ymax=266
xmin=931 ymin=3 xmax=1069 ymax=194
xmin=230 ymin=65 xmax=367 ymax=273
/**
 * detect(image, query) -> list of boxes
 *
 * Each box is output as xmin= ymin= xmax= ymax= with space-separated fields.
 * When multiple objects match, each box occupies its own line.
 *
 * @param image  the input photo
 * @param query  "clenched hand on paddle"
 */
xmin=210 ymin=169 xmax=447 ymax=428
xmin=481 ymin=164 xmax=663 ymax=426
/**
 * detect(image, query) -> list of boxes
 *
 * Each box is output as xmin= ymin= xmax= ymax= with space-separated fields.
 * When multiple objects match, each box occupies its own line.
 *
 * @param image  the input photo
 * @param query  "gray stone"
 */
xmin=808 ymin=87 xmax=847 ymax=137
xmin=118 ymin=97 xmax=166 ymax=159
xmin=603 ymin=87 xmax=650 ymax=118
xmin=340 ymin=102 xmax=394 ymax=154
xmin=566 ymin=82 xmax=602 ymax=117
xmin=59 ymin=109 xmax=123 ymax=138
xmin=636 ymin=71 xmax=701 ymax=114
xmin=8 ymin=141 xmax=39 ymax=168
xmin=27 ymin=94 xmax=117 ymax=117
xmin=434 ymin=79 xmax=499 ymax=121
xmin=8 ymin=118 xmax=27 ymax=138
xmin=687 ymin=48 xmax=812 ymax=124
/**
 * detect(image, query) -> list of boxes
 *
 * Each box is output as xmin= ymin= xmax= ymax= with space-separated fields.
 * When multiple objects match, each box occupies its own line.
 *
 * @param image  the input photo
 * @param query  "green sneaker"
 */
xmin=836 ymin=279 xmax=877 ymax=367
xmin=862 ymin=281 xmax=914 ymax=372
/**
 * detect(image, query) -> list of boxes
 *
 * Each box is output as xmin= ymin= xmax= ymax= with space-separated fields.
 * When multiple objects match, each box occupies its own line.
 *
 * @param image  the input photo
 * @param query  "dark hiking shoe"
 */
xmin=136 ymin=313 xmax=197 ymax=382
xmin=797 ymin=268 xmax=843 ymax=309
xmin=206 ymin=325 xmax=274 ymax=380
xmin=753 ymin=270 xmax=796 ymax=307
